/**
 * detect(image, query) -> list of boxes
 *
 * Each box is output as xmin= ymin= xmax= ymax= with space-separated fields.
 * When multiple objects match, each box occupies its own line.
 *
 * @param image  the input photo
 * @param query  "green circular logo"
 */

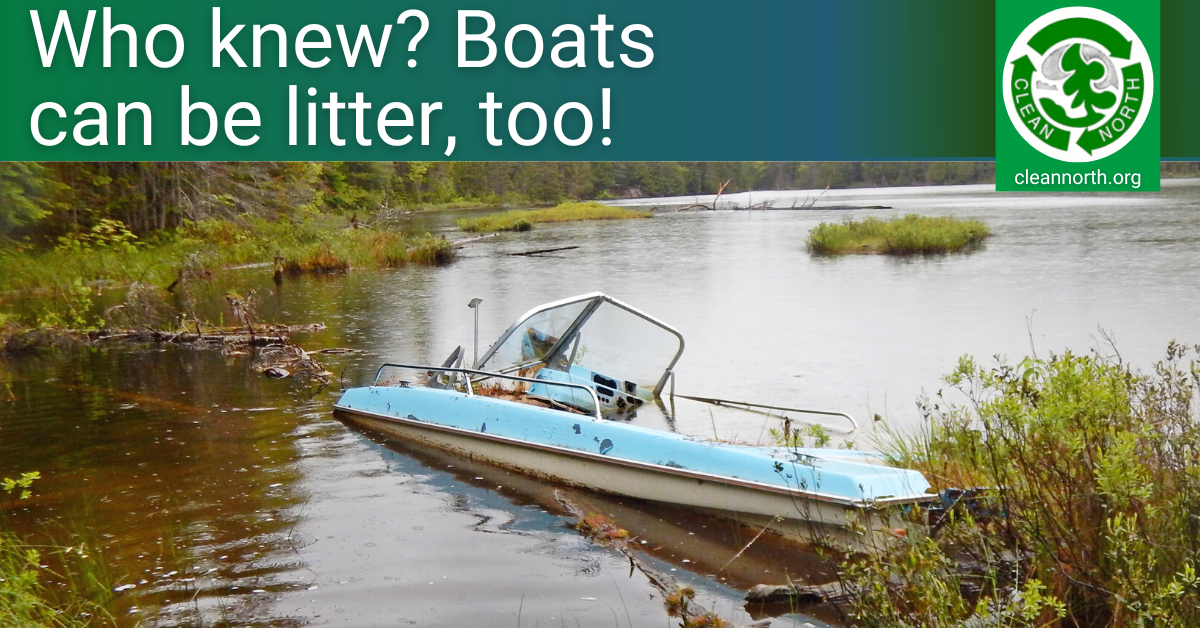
xmin=1003 ymin=7 xmax=1153 ymax=162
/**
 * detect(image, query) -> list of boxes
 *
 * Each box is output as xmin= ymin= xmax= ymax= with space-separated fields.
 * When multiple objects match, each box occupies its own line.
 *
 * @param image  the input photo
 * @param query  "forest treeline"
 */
xmin=0 ymin=161 xmax=993 ymax=240
xmin=1 ymin=161 xmax=1196 ymax=241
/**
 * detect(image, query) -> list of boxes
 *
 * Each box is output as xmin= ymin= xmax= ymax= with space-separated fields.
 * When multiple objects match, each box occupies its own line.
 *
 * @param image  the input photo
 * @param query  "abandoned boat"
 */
xmin=333 ymin=292 xmax=933 ymax=528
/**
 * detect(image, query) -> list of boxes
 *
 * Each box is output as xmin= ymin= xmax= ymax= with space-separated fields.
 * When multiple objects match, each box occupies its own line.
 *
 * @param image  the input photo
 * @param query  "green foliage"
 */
xmin=770 ymin=423 xmax=831 ymax=448
xmin=322 ymin=161 xmax=396 ymax=211
xmin=807 ymin=214 xmax=991 ymax=255
xmin=835 ymin=512 xmax=1066 ymax=628
xmin=0 ymin=214 xmax=454 ymax=327
xmin=53 ymin=219 xmax=140 ymax=254
xmin=1 ymin=161 xmax=1006 ymax=246
xmin=1 ymin=473 xmax=117 ymax=628
xmin=2 ymin=472 xmax=40 ymax=503
xmin=36 ymin=279 xmax=97 ymax=330
xmin=0 ymin=162 xmax=61 ymax=236
xmin=456 ymin=201 xmax=651 ymax=233
xmin=866 ymin=343 xmax=1200 ymax=627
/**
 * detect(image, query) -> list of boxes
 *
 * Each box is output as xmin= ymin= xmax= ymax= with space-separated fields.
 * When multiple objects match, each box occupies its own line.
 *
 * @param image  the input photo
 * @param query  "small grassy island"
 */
xmin=456 ymin=201 xmax=651 ymax=233
xmin=806 ymin=214 xmax=991 ymax=255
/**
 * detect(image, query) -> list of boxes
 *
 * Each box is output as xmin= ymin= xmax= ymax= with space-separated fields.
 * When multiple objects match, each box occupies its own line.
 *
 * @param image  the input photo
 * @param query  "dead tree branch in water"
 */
xmin=552 ymin=491 xmax=758 ymax=627
xmin=675 ymin=179 xmax=733 ymax=211
xmin=674 ymin=182 xmax=835 ymax=212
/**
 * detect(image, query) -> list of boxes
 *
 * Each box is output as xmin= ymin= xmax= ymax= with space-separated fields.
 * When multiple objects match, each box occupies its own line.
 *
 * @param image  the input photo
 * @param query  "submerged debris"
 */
xmin=2 ymin=322 xmax=335 ymax=385
xmin=253 ymin=343 xmax=333 ymax=384
xmin=553 ymin=491 xmax=757 ymax=628
xmin=745 ymin=583 xmax=841 ymax=605
xmin=576 ymin=513 xmax=630 ymax=542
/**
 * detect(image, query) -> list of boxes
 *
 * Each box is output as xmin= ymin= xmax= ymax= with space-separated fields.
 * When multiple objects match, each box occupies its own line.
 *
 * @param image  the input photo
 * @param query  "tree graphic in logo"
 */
xmin=1041 ymin=43 xmax=1116 ymax=128
xmin=1003 ymin=8 xmax=1153 ymax=162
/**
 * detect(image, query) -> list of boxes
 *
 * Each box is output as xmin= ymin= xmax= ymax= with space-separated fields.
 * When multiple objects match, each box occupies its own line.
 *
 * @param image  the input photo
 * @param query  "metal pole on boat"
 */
xmin=468 ymin=298 xmax=483 ymax=368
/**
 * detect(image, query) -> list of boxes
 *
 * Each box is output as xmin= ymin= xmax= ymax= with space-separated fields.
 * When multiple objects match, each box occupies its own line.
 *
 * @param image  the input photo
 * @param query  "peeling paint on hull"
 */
xmin=333 ymin=387 xmax=932 ymax=532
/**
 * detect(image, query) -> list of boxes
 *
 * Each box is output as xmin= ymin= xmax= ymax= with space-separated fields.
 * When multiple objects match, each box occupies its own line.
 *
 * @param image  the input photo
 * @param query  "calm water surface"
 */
xmin=2 ymin=181 xmax=1199 ymax=626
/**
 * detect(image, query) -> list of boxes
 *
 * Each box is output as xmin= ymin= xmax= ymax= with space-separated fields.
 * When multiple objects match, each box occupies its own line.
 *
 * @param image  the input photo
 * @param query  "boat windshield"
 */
xmin=476 ymin=293 xmax=684 ymax=396
xmin=479 ymin=299 xmax=592 ymax=373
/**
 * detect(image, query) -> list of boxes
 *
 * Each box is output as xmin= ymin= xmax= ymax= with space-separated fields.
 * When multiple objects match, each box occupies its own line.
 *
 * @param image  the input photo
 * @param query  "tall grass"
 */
xmin=807 ymin=214 xmax=990 ymax=255
xmin=456 ymin=201 xmax=651 ymax=233
xmin=2 ymin=474 xmax=117 ymax=628
xmin=832 ymin=343 xmax=1200 ymax=628
xmin=275 ymin=227 xmax=454 ymax=273
xmin=0 ymin=217 xmax=454 ymax=294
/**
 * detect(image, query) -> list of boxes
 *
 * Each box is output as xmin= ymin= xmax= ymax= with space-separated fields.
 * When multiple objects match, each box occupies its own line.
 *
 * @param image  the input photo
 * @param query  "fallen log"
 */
xmin=92 ymin=330 xmax=291 ymax=346
xmin=508 ymin=245 xmax=581 ymax=257
xmin=746 ymin=583 xmax=845 ymax=605
xmin=4 ymin=322 xmax=334 ymax=385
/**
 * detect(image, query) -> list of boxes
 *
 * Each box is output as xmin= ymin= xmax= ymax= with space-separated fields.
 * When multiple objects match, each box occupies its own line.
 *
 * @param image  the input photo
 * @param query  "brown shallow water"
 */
xmin=4 ymin=181 xmax=1200 ymax=626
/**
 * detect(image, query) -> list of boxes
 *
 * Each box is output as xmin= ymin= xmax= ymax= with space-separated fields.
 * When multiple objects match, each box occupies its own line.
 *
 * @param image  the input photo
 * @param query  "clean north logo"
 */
xmin=1002 ymin=7 xmax=1153 ymax=163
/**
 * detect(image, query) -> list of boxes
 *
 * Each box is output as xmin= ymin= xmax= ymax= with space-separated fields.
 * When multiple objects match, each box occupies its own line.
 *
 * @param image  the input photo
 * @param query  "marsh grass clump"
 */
xmin=456 ymin=201 xmax=651 ymax=233
xmin=807 ymin=214 xmax=990 ymax=255
xmin=262 ymin=220 xmax=453 ymax=274
xmin=835 ymin=342 xmax=1200 ymax=628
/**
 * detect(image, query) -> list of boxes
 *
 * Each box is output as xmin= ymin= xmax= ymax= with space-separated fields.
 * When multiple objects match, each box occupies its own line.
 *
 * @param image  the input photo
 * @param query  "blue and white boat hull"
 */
xmin=334 ymin=385 xmax=933 ymax=530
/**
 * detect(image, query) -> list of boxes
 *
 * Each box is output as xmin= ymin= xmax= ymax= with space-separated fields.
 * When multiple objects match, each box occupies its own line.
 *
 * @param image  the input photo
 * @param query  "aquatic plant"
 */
xmin=833 ymin=342 xmax=1200 ymax=628
xmin=575 ymin=513 xmax=629 ymax=542
xmin=769 ymin=422 xmax=831 ymax=449
xmin=2 ymin=472 xmax=40 ymax=503
xmin=682 ymin=612 xmax=731 ymax=628
xmin=664 ymin=585 xmax=696 ymax=618
xmin=806 ymin=214 xmax=990 ymax=255
xmin=1 ymin=473 xmax=118 ymax=628
xmin=455 ymin=201 xmax=651 ymax=233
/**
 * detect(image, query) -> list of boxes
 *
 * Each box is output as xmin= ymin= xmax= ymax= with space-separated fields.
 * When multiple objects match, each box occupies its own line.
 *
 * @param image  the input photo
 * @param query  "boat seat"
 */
xmin=426 ymin=346 xmax=464 ymax=389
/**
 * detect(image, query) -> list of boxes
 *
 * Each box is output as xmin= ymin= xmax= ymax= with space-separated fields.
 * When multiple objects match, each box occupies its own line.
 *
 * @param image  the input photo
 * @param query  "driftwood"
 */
xmin=508 ymin=245 xmax=581 ymax=257
xmin=674 ymin=183 xmax=847 ymax=212
xmin=3 ymin=322 xmax=337 ymax=386
xmin=741 ymin=204 xmax=892 ymax=212
xmin=746 ymin=583 xmax=845 ymax=605
xmin=88 ymin=323 xmax=326 ymax=347
xmin=92 ymin=329 xmax=287 ymax=346
xmin=253 ymin=343 xmax=334 ymax=384
xmin=675 ymin=179 xmax=733 ymax=212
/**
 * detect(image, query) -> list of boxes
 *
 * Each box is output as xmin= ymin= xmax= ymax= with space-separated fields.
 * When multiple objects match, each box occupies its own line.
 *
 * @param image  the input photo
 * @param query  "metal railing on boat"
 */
xmin=670 ymin=393 xmax=860 ymax=433
xmin=373 ymin=363 xmax=605 ymax=421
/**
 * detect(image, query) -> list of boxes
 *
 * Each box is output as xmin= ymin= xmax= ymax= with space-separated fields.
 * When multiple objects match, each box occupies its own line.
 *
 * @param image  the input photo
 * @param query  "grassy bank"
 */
xmin=0 ymin=216 xmax=454 ymax=332
xmin=806 ymin=214 xmax=990 ymax=255
xmin=456 ymin=201 xmax=651 ymax=233
xmin=832 ymin=343 xmax=1200 ymax=627
xmin=0 ymin=217 xmax=453 ymax=296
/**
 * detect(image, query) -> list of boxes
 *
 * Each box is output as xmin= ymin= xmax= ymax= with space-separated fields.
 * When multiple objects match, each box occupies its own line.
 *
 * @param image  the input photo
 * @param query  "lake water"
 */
xmin=3 ymin=180 xmax=1199 ymax=627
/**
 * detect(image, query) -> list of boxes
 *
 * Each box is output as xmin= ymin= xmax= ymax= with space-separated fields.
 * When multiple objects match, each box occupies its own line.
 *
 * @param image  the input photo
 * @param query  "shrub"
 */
xmin=842 ymin=343 xmax=1200 ymax=628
